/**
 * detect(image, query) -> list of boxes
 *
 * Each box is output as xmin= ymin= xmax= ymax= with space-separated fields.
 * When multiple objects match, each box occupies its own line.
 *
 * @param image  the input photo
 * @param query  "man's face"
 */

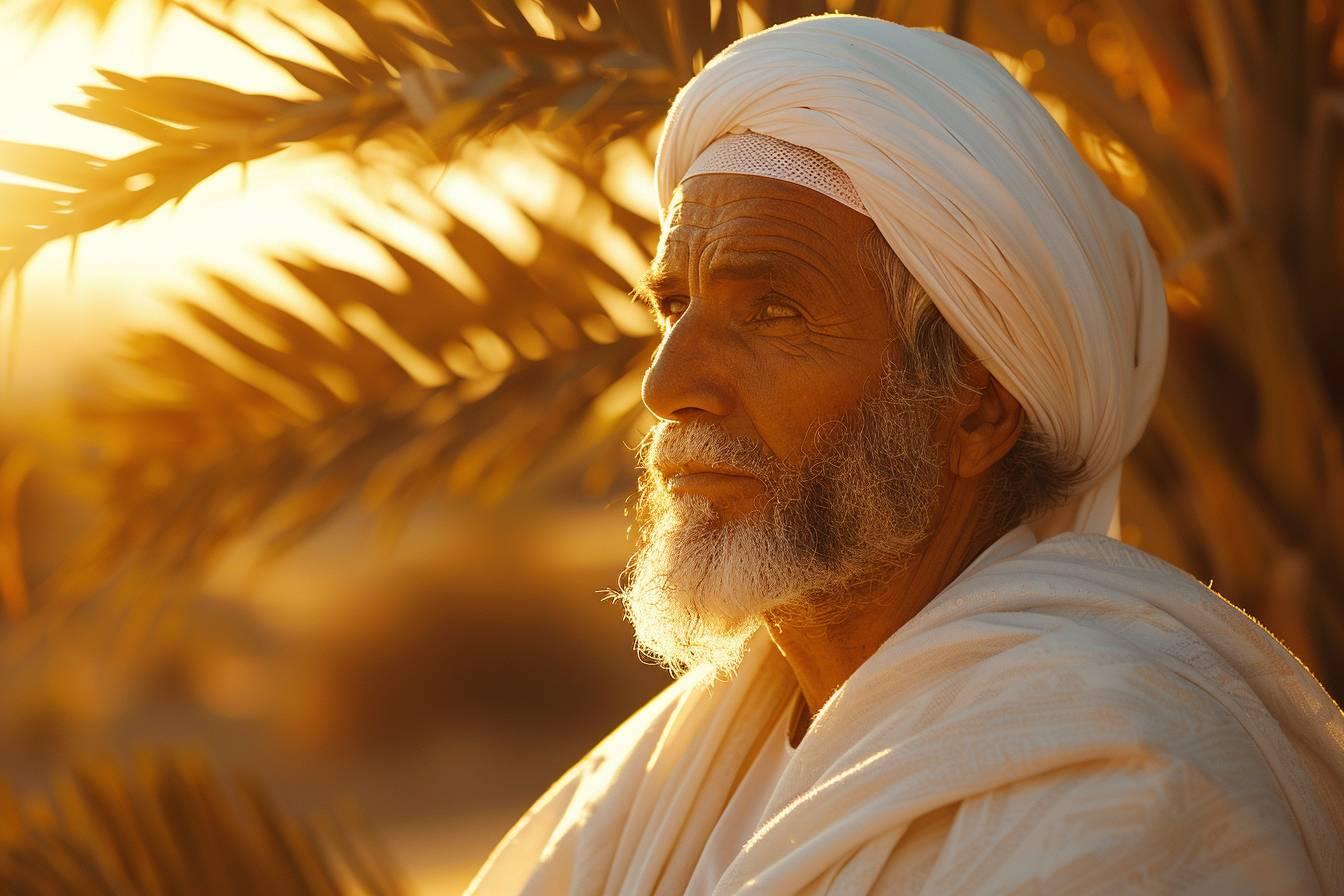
xmin=637 ymin=173 xmax=896 ymax=505
xmin=614 ymin=174 xmax=952 ymax=678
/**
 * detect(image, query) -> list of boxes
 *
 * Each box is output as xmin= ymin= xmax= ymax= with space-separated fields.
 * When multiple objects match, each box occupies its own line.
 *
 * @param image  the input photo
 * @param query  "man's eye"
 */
xmin=758 ymin=300 xmax=800 ymax=321
xmin=659 ymin=297 xmax=688 ymax=319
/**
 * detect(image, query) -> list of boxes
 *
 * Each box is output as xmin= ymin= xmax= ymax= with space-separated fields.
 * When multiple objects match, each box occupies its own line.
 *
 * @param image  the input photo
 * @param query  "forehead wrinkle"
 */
xmin=656 ymin=184 xmax=874 ymax=309
xmin=673 ymin=195 xmax=861 ymax=241
xmin=704 ymin=250 xmax=826 ymax=300
xmin=695 ymin=230 xmax=841 ymax=289
xmin=704 ymin=211 xmax=845 ymax=251
xmin=675 ymin=179 xmax=863 ymax=226
xmin=659 ymin=217 xmax=852 ymax=287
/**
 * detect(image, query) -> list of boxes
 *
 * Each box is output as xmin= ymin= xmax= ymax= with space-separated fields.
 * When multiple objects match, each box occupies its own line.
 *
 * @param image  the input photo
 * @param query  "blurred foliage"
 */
xmin=50 ymin=200 xmax=655 ymax=604
xmin=0 ymin=0 xmax=1340 ymax=885
xmin=0 ymin=752 xmax=402 ymax=894
xmin=0 ymin=0 xmax=1341 ymax=691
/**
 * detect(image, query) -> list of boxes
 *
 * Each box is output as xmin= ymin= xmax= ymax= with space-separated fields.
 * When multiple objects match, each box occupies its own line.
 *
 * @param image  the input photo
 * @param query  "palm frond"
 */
xmin=0 ymin=0 xmax=693 ymax=293
xmin=0 ymin=752 xmax=403 ymax=895
xmin=58 ymin=151 xmax=657 ymax=596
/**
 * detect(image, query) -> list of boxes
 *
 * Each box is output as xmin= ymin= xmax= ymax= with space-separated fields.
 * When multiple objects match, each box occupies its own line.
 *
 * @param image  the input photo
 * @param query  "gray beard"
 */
xmin=613 ymin=357 xmax=948 ymax=679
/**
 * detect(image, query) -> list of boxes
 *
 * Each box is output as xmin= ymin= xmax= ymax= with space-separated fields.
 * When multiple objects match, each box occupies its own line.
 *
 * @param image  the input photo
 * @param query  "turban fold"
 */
xmin=654 ymin=14 xmax=1168 ymax=540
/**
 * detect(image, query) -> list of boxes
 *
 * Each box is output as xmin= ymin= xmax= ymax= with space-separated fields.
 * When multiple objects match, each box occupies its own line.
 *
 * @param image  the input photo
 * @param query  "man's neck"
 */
xmin=767 ymin=480 xmax=1007 ymax=744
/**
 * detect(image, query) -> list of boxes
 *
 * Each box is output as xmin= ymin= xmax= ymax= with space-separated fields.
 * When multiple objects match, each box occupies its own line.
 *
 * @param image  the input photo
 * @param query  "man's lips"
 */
xmin=658 ymin=462 xmax=761 ymax=496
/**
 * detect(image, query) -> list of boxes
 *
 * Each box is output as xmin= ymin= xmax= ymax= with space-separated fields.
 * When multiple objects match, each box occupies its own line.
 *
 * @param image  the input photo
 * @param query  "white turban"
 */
xmin=653 ymin=14 xmax=1168 ymax=540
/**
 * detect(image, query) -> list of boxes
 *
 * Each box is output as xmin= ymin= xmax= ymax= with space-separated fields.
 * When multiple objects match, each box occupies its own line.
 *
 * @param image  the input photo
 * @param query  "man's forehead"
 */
xmin=656 ymin=174 xmax=868 ymax=264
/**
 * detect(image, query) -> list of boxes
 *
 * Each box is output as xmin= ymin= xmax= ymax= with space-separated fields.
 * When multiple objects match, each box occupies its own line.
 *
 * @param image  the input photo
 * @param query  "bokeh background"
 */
xmin=0 ymin=0 xmax=1341 ymax=890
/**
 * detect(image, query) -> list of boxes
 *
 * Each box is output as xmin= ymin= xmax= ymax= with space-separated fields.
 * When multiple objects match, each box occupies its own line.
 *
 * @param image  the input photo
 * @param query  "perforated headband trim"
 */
xmin=680 ymin=130 xmax=869 ymax=216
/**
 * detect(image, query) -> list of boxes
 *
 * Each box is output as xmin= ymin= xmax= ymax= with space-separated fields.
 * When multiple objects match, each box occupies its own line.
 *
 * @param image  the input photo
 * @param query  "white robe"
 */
xmin=466 ymin=529 xmax=1344 ymax=894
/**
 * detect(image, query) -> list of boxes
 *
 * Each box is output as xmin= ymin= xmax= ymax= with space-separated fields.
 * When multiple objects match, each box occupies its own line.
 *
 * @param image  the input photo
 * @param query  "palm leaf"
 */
xmin=55 ymin=150 xmax=657 ymax=599
xmin=0 ymin=752 xmax=403 ymax=894
xmin=0 ymin=0 xmax=688 ymax=293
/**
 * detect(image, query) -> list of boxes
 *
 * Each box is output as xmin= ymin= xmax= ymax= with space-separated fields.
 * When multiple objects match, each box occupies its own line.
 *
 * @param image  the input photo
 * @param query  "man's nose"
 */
xmin=641 ymin=311 xmax=735 ymax=422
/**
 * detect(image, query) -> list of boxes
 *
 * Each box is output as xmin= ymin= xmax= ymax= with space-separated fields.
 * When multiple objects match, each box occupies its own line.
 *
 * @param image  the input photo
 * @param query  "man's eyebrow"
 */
xmin=630 ymin=267 xmax=682 ymax=311
xmin=708 ymin=253 xmax=801 ymax=282
xmin=630 ymin=252 xmax=815 ymax=309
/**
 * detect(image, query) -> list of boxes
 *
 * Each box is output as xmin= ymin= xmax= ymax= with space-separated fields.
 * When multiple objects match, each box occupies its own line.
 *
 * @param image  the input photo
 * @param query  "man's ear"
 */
xmin=947 ymin=360 xmax=1024 ymax=479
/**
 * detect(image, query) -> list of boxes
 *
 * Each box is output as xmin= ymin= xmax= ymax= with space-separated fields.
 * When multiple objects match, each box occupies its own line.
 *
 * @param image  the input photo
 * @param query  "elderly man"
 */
xmin=468 ymin=15 xmax=1344 ymax=895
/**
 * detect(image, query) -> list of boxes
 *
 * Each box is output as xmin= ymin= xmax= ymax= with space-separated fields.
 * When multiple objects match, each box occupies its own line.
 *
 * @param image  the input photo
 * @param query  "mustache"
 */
xmin=638 ymin=420 xmax=786 ymax=483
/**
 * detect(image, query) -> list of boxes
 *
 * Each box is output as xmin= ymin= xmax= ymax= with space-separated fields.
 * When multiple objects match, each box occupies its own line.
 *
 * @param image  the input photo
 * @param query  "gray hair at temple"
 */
xmin=855 ymin=225 xmax=1083 ymax=534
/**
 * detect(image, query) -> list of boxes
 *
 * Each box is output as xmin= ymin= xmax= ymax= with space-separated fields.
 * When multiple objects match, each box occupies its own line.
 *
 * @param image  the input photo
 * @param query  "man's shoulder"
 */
xmin=836 ymin=554 xmax=1286 ymax=818
xmin=1017 ymin=532 xmax=1209 ymax=594
xmin=1006 ymin=534 xmax=1314 ymax=700
xmin=958 ymin=532 xmax=1282 ymax=686
xmin=903 ymin=534 xmax=1300 ymax=757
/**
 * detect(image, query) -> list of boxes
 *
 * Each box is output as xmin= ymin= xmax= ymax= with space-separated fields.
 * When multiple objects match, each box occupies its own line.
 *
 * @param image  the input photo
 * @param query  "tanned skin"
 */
xmin=637 ymin=173 xmax=1027 ymax=745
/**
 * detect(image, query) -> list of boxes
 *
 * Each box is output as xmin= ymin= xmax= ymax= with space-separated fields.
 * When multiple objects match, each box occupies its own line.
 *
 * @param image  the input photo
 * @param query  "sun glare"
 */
xmin=0 ymin=1 xmax=470 ymax=409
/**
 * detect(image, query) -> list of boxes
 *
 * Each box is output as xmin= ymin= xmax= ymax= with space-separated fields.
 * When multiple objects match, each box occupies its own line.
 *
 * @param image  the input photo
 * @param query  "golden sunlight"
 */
xmin=0 ymin=1 xmax=456 ymax=408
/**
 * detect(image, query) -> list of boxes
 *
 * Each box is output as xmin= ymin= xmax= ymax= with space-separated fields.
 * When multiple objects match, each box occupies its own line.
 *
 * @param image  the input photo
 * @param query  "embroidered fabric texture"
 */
xmin=682 ymin=130 xmax=870 ymax=216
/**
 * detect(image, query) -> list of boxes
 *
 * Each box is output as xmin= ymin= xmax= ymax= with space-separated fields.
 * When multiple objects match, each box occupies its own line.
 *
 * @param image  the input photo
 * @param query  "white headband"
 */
xmin=682 ymin=129 xmax=869 ymax=216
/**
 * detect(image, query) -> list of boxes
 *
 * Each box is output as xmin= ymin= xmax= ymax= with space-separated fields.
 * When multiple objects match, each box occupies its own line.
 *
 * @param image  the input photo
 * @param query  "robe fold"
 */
xmin=466 ymin=530 xmax=1344 ymax=895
